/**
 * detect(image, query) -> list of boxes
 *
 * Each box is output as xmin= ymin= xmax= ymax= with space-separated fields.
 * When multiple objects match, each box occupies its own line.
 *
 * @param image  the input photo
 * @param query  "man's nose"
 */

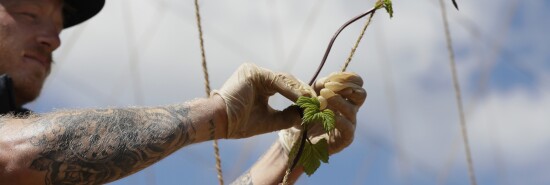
xmin=36 ymin=25 xmax=61 ymax=52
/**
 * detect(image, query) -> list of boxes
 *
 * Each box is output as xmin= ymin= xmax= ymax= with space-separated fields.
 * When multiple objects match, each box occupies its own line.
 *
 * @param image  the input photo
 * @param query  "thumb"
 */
xmin=264 ymin=105 xmax=303 ymax=132
xmin=262 ymin=70 xmax=317 ymax=101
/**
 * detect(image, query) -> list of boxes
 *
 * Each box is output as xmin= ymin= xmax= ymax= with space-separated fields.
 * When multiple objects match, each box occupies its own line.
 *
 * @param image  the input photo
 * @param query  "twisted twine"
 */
xmin=437 ymin=0 xmax=477 ymax=184
xmin=341 ymin=10 xmax=375 ymax=72
xmin=193 ymin=0 xmax=224 ymax=184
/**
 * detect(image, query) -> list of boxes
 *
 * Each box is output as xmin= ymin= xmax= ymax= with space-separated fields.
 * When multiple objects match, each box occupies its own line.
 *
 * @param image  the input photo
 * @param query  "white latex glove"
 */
xmin=279 ymin=72 xmax=366 ymax=155
xmin=212 ymin=63 xmax=316 ymax=139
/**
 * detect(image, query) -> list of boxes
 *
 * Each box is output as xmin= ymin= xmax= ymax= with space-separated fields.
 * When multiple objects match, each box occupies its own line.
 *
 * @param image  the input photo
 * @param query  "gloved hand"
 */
xmin=279 ymin=72 xmax=366 ymax=155
xmin=212 ymin=63 xmax=316 ymax=139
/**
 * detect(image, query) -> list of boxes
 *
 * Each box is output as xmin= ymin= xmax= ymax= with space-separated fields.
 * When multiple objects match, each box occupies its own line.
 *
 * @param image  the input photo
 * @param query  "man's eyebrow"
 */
xmin=4 ymin=1 xmax=32 ymax=9
xmin=8 ymin=1 xmax=50 ymax=13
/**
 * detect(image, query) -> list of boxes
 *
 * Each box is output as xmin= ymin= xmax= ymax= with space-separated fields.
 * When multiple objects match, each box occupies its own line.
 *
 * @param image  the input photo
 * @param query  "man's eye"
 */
xmin=18 ymin=12 xmax=37 ymax=20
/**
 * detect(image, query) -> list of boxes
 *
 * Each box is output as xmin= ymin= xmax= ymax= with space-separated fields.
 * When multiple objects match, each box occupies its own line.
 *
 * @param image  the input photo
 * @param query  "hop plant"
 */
xmin=287 ymin=96 xmax=336 ymax=175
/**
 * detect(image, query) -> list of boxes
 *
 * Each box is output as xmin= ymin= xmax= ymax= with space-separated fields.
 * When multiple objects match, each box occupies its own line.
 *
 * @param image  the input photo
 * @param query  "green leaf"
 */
xmin=383 ymin=0 xmax=393 ymax=18
xmin=296 ymin=96 xmax=320 ymax=126
xmin=320 ymin=109 xmax=336 ymax=132
xmin=298 ymin=142 xmax=320 ymax=176
xmin=375 ymin=0 xmax=393 ymax=18
xmin=298 ymin=139 xmax=330 ymax=176
xmin=291 ymin=96 xmax=335 ymax=176
xmin=311 ymin=138 xmax=329 ymax=163
xmin=295 ymin=96 xmax=336 ymax=131
xmin=296 ymin=96 xmax=321 ymax=125
xmin=296 ymin=96 xmax=320 ymax=109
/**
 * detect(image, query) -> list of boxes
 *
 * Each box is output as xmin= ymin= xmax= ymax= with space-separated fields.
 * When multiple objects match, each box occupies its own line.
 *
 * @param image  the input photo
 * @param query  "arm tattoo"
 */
xmin=230 ymin=170 xmax=253 ymax=185
xmin=28 ymin=105 xmax=195 ymax=185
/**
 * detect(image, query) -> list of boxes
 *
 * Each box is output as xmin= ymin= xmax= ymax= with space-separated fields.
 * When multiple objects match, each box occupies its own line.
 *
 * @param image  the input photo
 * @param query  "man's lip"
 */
xmin=24 ymin=54 xmax=51 ymax=70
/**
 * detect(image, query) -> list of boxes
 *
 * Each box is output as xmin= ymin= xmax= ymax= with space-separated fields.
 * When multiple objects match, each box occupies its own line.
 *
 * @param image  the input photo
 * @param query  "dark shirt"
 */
xmin=0 ymin=74 xmax=31 ymax=115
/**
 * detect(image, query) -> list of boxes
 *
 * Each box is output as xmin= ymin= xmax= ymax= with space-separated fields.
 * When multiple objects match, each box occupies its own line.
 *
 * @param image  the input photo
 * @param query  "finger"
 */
xmin=326 ymin=94 xmax=357 ymax=123
xmin=246 ymin=62 xmax=315 ymax=101
xmin=321 ymin=87 xmax=365 ymax=107
xmin=315 ymin=72 xmax=363 ymax=92
xmin=334 ymin=114 xmax=355 ymax=137
xmin=328 ymin=115 xmax=355 ymax=154
xmin=340 ymin=87 xmax=367 ymax=106
xmin=318 ymin=96 xmax=328 ymax=110
xmin=265 ymin=105 xmax=303 ymax=132
xmin=320 ymin=88 xmax=336 ymax=99
xmin=313 ymin=76 xmax=330 ymax=92
xmin=270 ymin=72 xmax=316 ymax=101
xmin=325 ymin=82 xmax=362 ymax=92
xmin=326 ymin=72 xmax=363 ymax=86
xmin=307 ymin=120 xmax=328 ymax=137
xmin=338 ymin=88 xmax=353 ymax=97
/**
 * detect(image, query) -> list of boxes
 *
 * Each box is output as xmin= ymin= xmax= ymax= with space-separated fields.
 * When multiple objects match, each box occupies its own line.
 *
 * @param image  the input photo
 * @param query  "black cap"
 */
xmin=63 ymin=0 xmax=106 ymax=28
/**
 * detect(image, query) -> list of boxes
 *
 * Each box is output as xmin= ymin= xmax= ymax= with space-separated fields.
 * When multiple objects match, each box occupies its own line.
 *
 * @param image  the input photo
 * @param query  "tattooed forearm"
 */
xmin=230 ymin=170 xmax=253 ymax=185
xmin=28 ymin=104 xmax=196 ymax=185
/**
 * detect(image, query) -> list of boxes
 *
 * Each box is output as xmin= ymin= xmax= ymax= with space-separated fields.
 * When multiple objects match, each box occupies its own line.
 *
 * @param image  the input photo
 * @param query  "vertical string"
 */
xmin=341 ymin=12 xmax=375 ymax=72
xmin=193 ymin=0 xmax=224 ymax=184
xmin=437 ymin=0 xmax=477 ymax=185
xmin=308 ymin=7 xmax=378 ymax=85
xmin=282 ymin=7 xmax=378 ymax=185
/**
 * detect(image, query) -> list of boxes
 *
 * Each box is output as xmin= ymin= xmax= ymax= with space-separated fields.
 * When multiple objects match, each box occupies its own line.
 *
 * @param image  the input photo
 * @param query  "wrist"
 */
xmin=211 ymin=94 xmax=228 ymax=139
xmin=278 ymin=128 xmax=301 ymax=154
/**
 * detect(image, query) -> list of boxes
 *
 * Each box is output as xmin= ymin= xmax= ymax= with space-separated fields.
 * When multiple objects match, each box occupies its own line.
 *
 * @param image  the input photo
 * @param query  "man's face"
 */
xmin=0 ymin=0 xmax=63 ymax=106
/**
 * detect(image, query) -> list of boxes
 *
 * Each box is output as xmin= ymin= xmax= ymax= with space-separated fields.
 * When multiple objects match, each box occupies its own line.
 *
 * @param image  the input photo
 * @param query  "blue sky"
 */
xmin=27 ymin=0 xmax=550 ymax=184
